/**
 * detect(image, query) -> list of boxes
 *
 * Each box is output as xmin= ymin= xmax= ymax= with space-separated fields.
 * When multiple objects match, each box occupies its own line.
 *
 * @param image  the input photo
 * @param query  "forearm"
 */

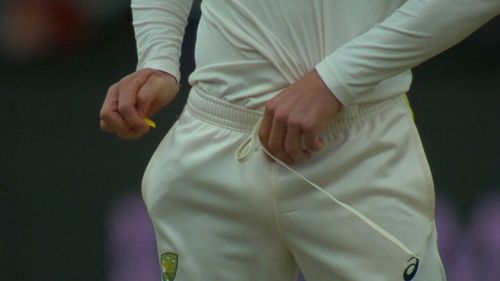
xmin=132 ymin=0 xmax=194 ymax=82
xmin=316 ymin=0 xmax=500 ymax=105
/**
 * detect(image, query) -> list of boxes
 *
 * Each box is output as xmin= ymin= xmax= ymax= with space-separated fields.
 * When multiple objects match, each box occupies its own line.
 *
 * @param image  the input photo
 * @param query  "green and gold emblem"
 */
xmin=161 ymin=252 xmax=178 ymax=281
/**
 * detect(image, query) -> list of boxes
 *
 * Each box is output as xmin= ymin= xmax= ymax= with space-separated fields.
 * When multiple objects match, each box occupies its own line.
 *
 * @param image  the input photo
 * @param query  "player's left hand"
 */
xmin=259 ymin=69 xmax=341 ymax=164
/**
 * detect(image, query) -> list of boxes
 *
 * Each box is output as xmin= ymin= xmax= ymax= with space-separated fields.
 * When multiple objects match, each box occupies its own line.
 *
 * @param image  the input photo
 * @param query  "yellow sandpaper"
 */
xmin=144 ymin=117 xmax=156 ymax=128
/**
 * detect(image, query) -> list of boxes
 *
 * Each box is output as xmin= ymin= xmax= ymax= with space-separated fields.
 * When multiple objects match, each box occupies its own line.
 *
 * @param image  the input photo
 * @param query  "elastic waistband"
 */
xmin=187 ymin=86 xmax=405 ymax=133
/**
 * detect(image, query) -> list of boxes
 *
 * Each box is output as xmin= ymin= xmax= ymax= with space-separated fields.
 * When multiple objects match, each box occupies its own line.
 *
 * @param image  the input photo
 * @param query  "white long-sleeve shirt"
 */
xmin=132 ymin=0 xmax=499 ymax=109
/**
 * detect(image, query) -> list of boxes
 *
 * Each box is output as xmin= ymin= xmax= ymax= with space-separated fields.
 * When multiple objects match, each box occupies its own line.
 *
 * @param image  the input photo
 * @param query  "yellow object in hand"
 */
xmin=144 ymin=117 xmax=156 ymax=128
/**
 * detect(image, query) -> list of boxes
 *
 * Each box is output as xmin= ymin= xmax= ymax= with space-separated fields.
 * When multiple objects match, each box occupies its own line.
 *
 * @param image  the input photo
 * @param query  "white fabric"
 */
xmin=132 ymin=0 xmax=499 ymax=108
xmin=142 ymin=89 xmax=446 ymax=280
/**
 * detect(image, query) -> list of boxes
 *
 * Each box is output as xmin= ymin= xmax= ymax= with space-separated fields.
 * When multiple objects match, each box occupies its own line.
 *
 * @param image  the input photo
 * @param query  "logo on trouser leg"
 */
xmin=403 ymin=257 xmax=419 ymax=281
xmin=161 ymin=252 xmax=178 ymax=281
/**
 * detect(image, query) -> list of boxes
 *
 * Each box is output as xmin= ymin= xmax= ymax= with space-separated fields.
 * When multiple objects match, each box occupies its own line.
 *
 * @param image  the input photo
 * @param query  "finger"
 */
xmin=100 ymin=84 xmax=130 ymax=134
xmin=117 ymin=78 xmax=149 ymax=133
xmin=268 ymin=115 xmax=293 ymax=164
xmin=259 ymin=109 xmax=273 ymax=147
xmin=302 ymin=148 xmax=312 ymax=160
xmin=100 ymin=111 xmax=132 ymax=133
xmin=100 ymin=120 xmax=114 ymax=133
xmin=284 ymin=123 xmax=306 ymax=161
xmin=259 ymin=110 xmax=275 ymax=162
xmin=303 ymin=128 xmax=325 ymax=152
xmin=101 ymin=119 xmax=143 ymax=140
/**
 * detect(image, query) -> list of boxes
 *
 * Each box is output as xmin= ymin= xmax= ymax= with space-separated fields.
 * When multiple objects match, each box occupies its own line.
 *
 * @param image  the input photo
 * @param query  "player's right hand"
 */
xmin=99 ymin=68 xmax=179 ymax=139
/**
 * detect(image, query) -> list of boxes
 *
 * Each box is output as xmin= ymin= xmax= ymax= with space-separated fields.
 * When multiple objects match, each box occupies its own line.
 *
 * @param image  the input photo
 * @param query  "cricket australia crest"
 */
xmin=161 ymin=252 xmax=178 ymax=281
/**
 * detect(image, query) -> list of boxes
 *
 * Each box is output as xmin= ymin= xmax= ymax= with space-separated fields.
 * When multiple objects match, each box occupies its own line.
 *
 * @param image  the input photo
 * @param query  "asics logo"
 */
xmin=403 ymin=257 xmax=419 ymax=281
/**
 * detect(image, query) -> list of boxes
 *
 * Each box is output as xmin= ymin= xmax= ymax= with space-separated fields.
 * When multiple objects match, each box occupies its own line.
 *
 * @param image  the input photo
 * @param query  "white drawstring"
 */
xmin=235 ymin=120 xmax=262 ymax=162
xmin=235 ymin=118 xmax=420 ymax=259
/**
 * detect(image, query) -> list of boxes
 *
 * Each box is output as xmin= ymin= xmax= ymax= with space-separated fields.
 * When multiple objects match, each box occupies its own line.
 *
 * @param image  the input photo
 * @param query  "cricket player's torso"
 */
xmin=189 ymin=0 xmax=406 ymax=109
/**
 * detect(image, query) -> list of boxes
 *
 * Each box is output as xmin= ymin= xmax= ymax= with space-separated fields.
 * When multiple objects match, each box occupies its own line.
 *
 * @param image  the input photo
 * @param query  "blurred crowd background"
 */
xmin=1 ymin=1 xmax=498 ymax=281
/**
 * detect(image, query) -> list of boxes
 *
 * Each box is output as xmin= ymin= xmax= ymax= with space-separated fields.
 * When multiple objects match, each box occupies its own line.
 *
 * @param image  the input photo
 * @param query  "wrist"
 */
xmin=311 ymin=69 xmax=342 ymax=109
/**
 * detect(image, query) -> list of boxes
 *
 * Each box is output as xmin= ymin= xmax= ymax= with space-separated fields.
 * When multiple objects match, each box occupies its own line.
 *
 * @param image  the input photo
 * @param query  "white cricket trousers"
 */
xmin=142 ymin=86 xmax=447 ymax=281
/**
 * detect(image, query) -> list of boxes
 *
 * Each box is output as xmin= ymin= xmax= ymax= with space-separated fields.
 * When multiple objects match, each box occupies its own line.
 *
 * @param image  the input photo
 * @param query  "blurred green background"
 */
xmin=0 ymin=1 xmax=498 ymax=280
